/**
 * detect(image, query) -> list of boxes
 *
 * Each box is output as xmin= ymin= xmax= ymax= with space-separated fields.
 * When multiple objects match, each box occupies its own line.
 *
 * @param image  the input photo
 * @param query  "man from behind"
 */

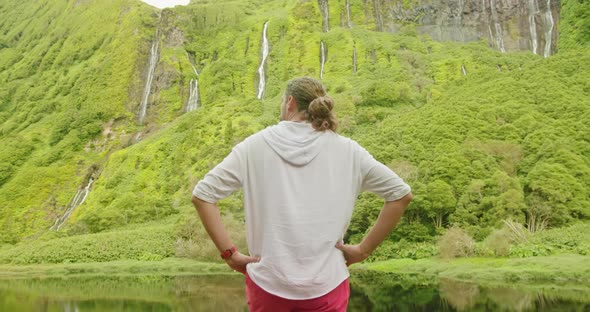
xmin=192 ymin=77 xmax=413 ymax=311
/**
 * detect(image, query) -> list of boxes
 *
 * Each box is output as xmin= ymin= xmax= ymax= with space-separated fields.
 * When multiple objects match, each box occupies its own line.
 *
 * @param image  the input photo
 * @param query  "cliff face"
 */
xmin=368 ymin=0 xmax=560 ymax=56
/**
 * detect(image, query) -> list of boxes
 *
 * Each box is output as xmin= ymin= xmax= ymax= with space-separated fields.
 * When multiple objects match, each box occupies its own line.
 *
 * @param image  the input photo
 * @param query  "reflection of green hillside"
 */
xmin=351 ymin=272 xmax=440 ymax=312
xmin=0 ymin=275 xmax=248 ymax=312
xmin=351 ymin=272 xmax=590 ymax=312
xmin=0 ymin=271 xmax=588 ymax=311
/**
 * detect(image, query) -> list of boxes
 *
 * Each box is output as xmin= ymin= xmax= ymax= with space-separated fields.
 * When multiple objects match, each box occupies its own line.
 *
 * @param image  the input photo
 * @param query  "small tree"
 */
xmin=426 ymin=180 xmax=456 ymax=228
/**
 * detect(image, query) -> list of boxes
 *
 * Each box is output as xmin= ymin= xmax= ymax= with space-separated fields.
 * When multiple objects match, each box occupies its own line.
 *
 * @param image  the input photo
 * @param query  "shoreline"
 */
xmin=1 ymin=254 xmax=588 ymax=289
xmin=0 ymin=258 xmax=232 ymax=279
xmin=357 ymin=254 xmax=590 ymax=288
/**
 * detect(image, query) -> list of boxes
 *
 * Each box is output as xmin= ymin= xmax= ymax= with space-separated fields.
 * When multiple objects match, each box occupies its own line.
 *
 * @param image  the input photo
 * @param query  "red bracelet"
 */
xmin=220 ymin=246 xmax=237 ymax=260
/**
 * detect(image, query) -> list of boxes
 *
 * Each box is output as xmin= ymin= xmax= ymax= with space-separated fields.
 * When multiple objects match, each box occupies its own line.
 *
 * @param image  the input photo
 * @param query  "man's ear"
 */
xmin=287 ymin=95 xmax=297 ymax=111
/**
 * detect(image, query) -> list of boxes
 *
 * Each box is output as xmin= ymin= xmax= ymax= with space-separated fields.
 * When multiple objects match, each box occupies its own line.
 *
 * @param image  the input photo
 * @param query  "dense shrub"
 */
xmin=390 ymin=222 xmax=434 ymax=243
xmin=508 ymin=223 xmax=590 ymax=257
xmin=368 ymin=240 xmax=437 ymax=261
xmin=483 ymin=227 xmax=513 ymax=257
xmin=437 ymin=226 xmax=475 ymax=259
xmin=174 ymin=212 xmax=247 ymax=261
xmin=0 ymin=225 xmax=175 ymax=264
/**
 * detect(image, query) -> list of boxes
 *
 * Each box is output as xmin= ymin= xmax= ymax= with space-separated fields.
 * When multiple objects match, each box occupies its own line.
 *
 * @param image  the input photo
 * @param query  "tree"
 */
xmin=524 ymin=162 xmax=584 ymax=228
xmin=425 ymin=180 xmax=456 ymax=228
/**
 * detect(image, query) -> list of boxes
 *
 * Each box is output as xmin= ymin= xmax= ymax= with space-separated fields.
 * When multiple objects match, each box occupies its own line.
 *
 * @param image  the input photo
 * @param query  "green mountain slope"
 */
xmin=0 ymin=0 xmax=588 ymax=261
xmin=0 ymin=0 xmax=158 ymax=242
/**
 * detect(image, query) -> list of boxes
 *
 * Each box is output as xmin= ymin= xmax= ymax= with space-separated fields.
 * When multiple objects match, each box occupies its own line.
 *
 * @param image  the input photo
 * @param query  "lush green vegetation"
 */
xmin=0 ymin=258 xmax=229 ymax=279
xmin=0 ymin=0 xmax=588 ymax=269
xmin=559 ymin=0 xmax=590 ymax=50
xmin=0 ymin=0 xmax=158 ymax=243
xmin=360 ymin=254 xmax=590 ymax=286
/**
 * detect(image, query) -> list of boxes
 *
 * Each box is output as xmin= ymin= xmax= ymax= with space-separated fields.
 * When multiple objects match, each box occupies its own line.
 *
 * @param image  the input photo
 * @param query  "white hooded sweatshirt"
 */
xmin=193 ymin=121 xmax=411 ymax=300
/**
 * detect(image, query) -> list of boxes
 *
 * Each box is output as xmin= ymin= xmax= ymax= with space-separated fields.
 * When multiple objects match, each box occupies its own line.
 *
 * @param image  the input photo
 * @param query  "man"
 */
xmin=192 ymin=77 xmax=413 ymax=311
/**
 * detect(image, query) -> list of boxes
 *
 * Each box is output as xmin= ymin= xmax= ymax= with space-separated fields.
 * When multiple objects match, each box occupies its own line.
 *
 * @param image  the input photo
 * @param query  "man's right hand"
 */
xmin=225 ymin=252 xmax=260 ymax=274
xmin=335 ymin=242 xmax=371 ymax=266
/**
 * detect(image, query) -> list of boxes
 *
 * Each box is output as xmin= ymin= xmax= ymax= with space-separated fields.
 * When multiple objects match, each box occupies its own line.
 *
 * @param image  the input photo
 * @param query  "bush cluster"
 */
xmin=0 ymin=225 xmax=175 ymax=264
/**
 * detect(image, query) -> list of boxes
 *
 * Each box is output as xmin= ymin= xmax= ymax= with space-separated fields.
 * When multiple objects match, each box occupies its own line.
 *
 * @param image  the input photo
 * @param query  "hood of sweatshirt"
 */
xmin=261 ymin=121 xmax=327 ymax=166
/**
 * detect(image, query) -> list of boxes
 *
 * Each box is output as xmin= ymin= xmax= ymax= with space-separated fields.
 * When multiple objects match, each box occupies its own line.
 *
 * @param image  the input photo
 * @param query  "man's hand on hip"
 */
xmin=335 ymin=242 xmax=370 ymax=266
xmin=226 ymin=252 xmax=260 ymax=274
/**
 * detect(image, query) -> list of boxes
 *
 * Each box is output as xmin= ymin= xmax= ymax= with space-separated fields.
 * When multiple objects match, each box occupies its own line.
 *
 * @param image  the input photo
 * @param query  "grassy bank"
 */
xmin=2 ymin=254 xmax=589 ymax=288
xmin=358 ymin=254 xmax=590 ymax=287
xmin=0 ymin=258 xmax=231 ymax=279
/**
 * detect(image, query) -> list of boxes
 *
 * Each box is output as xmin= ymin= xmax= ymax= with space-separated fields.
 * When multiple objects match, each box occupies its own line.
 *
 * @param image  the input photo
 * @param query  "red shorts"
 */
xmin=245 ymin=274 xmax=350 ymax=312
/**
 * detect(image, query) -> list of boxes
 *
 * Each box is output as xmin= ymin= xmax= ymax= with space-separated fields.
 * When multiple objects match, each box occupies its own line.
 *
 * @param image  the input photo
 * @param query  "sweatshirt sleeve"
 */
xmin=192 ymin=144 xmax=244 ymax=204
xmin=358 ymin=144 xmax=411 ymax=202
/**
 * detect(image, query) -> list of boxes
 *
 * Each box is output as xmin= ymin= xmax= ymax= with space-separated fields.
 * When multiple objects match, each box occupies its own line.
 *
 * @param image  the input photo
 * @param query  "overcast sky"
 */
xmin=140 ymin=0 xmax=190 ymax=9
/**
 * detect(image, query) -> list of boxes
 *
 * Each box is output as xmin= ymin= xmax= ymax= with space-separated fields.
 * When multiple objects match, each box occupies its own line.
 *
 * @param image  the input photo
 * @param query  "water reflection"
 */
xmin=0 ymin=272 xmax=588 ymax=311
xmin=351 ymin=272 xmax=590 ymax=312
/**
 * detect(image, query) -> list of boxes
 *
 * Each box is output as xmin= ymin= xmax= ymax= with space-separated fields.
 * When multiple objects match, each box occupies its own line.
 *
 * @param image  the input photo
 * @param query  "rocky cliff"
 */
xmin=362 ymin=0 xmax=560 ymax=56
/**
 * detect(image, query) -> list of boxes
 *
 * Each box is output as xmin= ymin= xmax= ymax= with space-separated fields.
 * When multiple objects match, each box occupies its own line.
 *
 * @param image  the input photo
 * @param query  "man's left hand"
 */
xmin=225 ymin=252 xmax=260 ymax=274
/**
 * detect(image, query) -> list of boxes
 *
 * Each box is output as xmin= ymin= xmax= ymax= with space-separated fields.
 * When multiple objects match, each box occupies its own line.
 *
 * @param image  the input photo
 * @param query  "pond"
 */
xmin=0 ymin=272 xmax=588 ymax=311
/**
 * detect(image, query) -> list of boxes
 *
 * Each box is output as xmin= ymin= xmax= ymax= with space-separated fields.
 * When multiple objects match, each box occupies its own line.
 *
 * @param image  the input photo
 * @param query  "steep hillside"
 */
xmin=0 ymin=0 xmax=588 ymax=258
xmin=0 ymin=0 xmax=158 ymax=242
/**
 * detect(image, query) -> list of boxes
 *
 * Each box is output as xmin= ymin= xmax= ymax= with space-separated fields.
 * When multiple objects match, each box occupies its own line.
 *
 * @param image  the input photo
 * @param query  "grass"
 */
xmin=0 ymin=257 xmax=232 ymax=279
xmin=357 ymin=254 xmax=590 ymax=287
xmin=2 ymin=252 xmax=588 ymax=287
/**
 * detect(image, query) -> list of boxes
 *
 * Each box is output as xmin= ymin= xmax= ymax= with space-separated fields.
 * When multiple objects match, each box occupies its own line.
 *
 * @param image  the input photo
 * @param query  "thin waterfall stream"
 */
xmin=318 ymin=0 xmax=330 ymax=32
xmin=345 ymin=0 xmax=351 ymax=28
xmin=320 ymin=41 xmax=326 ymax=80
xmin=256 ymin=21 xmax=269 ymax=100
xmin=50 ymin=177 xmax=95 ymax=231
xmin=543 ymin=0 xmax=554 ymax=58
xmin=138 ymin=15 xmax=161 ymax=124
xmin=489 ymin=0 xmax=506 ymax=53
xmin=186 ymin=55 xmax=200 ymax=112
xmin=529 ymin=0 xmax=539 ymax=55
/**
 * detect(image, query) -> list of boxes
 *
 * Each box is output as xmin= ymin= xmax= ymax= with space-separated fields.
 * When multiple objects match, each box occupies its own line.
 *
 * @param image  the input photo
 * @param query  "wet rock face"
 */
xmin=371 ymin=0 xmax=559 ymax=55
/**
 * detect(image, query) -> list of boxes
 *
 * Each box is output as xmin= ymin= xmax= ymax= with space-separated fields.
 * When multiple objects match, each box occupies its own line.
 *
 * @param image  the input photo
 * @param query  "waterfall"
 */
xmin=257 ymin=21 xmax=270 ymax=100
xmin=138 ymin=22 xmax=160 ymax=124
xmin=461 ymin=64 xmax=467 ymax=76
xmin=318 ymin=0 xmax=330 ymax=32
xmin=187 ymin=78 xmax=200 ymax=112
xmin=186 ymin=60 xmax=200 ymax=112
xmin=320 ymin=41 xmax=326 ymax=80
xmin=352 ymin=46 xmax=357 ymax=74
xmin=373 ymin=0 xmax=384 ymax=31
xmin=494 ymin=20 xmax=506 ymax=53
xmin=543 ymin=0 xmax=554 ymax=58
xmin=528 ymin=0 xmax=539 ymax=55
xmin=346 ymin=0 xmax=352 ymax=28
xmin=50 ymin=177 xmax=94 ymax=231
xmin=489 ymin=0 xmax=506 ymax=53
xmin=456 ymin=0 xmax=466 ymax=42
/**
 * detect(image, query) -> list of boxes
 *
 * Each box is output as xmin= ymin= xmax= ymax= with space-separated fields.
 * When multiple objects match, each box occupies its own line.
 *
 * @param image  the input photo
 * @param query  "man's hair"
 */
xmin=285 ymin=77 xmax=338 ymax=131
